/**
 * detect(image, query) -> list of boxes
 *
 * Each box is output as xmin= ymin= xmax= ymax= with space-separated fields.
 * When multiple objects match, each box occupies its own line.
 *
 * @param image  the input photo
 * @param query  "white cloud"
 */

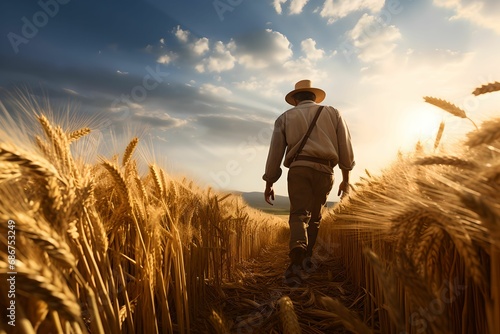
xmin=320 ymin=0 xmax=385 ymax=23
xmin=301 ymin=38 xmax=325 ymax=60
xmin=229 ymin=29 xmax=293 ymax=69
xmin=157 ymin=52 xmax=177 ymax=64
xmin=273 ymin=0 xmax=309 ymax=14
xmin=348 ymin=13 xmax=401 ymax=62
xmin=290 ymin=0 xmax=309 ymax=14
xmin=433 ymin=0 xmax=500 ymax=34
xmin=133 ymin=110 xmax=188 ymax=130
xmin=199 ymin=83 xmax=232 ymax=96
xmin=192 ymin=37 xmax=209 ymax=55
xmin=174 ymin=25 xmax=190 ymax=43
xmin=273 ymin=0 xmax=288 ymax=14
xmin=196 ymin=41 xmax=236 ymax=73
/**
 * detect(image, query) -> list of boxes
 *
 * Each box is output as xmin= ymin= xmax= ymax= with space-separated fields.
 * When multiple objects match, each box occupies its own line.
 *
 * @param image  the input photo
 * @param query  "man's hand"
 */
xmin=264 ymin=183 xmax=275 ymax=205
xmin=337 ymin=180 xmax=350 ymax=199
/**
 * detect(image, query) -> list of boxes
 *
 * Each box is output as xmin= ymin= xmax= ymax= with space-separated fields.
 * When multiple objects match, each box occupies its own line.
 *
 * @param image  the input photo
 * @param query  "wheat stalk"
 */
xmin=0 ymin=144 xmax=59 ymax=178
xmin=472 ymin=81 xmax=500 ymax=96
xmin=277 ymin=296 xmax=301 ymax=334
xmin=0 ymin=260 xmax=83 ymax=328
xmin=68 ymin=127 xmax=91 ymax=142
xmin=101 ymin=160 xmax=132 ymax=211
xmin=414 ymin=155 xmax=478 ymax=169
xmin=149 ymin=164 xmax=163 ymax=199
xmin=424 ymin=96 xmax=466 ymax=118
xmin=122 ymin=137 xmax=138 ymax=167
xmin=0 ymin=211 xmax=76 ymax=269
xmin=208 ymin=309 xmax=230 ymax=334
xmin=434 ymin=121 xmax=445 ymax=150
xmin=466 ymin=118 xmax=500 ymax=147
xmin=319 ymin=296 xmax=373 ymax=334
xmin=424 ymin=96 xmax=478 ymax=129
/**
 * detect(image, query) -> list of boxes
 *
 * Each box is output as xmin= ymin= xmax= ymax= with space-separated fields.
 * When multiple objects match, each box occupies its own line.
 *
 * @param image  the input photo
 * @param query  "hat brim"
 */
xmin=285 ymin=87 xmax=326 ymax=106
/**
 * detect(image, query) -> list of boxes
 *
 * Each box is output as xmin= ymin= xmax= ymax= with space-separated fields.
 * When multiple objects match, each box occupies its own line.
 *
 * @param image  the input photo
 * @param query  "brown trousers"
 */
xmin=287 ymin=166 xmax=334 ymax=256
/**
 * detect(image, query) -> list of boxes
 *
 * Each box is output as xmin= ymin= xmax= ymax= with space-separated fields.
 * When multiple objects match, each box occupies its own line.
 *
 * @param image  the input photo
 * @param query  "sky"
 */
xmin=0 ymin=0 xmax=499 ymax=201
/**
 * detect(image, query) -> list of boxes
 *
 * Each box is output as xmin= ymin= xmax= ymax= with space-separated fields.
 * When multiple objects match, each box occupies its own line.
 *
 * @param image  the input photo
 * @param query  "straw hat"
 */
xmin=285 ymin=79 xmax=326 ymax=106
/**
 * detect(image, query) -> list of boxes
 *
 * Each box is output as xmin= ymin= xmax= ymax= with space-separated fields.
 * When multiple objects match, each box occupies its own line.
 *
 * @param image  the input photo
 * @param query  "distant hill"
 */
xmin=236 ymin=191 xmax=336 ymax=215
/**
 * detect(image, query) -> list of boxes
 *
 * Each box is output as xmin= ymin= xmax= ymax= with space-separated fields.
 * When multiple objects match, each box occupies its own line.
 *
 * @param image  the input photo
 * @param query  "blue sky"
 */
xmin=1 ymin=0 xmax=499 ymax=200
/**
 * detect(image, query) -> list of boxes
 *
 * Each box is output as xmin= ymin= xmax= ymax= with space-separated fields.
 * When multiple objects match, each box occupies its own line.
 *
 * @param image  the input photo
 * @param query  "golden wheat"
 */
xmin=472 ymin=81 xmax=500 ymax=96
xmin=466 ymin=117 xmax=500 ymax=147
xmin=277 ymin=296 xmax=301 ymax=334
xmin=318 ymin=297 xmax=373 ymax=334
xmin=68 ymin=127 xmax=91 ymax=142
xmin=423 ymin=96 xmax=467 ymax=118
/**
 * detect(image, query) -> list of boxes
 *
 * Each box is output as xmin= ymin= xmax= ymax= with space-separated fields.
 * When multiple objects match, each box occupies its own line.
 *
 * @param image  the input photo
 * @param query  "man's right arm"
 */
xmin=262 ymin=116 xmax=287 ymax=184
xmin=263 ymin=116 xmax=286 ymax=205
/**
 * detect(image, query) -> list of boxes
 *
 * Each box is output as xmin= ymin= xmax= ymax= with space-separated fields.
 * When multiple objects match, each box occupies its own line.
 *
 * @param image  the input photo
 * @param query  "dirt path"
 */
xmin=213 ymin=242 xmax=367 ymax=333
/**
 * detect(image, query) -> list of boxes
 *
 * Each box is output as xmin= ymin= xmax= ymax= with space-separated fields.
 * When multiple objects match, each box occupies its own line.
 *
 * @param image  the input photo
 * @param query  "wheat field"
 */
xmin=0 ymin=95 xmax=288 ymax=333
xmin=320 ymin=82 xmax=500 ymax=333
xmin=0 ymin=82 xmax=499 ymax=333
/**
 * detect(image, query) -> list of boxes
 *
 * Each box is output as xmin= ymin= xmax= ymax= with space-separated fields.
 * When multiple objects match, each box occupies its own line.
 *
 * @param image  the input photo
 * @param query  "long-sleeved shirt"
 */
xmin=263 ymin=100 xmax=355 ymax=183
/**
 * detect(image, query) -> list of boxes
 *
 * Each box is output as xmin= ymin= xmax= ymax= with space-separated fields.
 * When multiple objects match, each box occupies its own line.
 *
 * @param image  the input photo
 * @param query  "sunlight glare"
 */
xmin=399 ymin=103 xmax=443 ymax=150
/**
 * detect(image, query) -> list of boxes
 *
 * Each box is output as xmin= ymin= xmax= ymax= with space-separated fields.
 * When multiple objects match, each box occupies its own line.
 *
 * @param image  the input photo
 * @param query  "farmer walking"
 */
xmin=262 ymin=79 xmax=355 ymax=284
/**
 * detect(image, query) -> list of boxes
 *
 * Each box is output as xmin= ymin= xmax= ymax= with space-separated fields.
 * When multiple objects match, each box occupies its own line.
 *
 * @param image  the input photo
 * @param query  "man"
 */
xmin=262 ymin=79 xmax=355 ymax=283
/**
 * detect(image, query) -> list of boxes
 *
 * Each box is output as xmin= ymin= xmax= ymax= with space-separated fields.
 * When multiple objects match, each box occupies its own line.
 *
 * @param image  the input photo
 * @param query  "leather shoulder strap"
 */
xmin=293 ymin=106 xmax=324 ymax=161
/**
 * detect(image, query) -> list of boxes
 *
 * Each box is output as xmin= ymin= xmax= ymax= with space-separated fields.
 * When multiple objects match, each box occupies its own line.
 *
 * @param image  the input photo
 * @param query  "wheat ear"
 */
xmin=0 ymin=260 xmax=83 ymax=327
xmin=208 ymin=309 xmax=230 ymax=334
xmin=149 ymin=164 xmax=164 ymax=198
xmin=414 ymin=156 xmax=478 ymax=169
xmin=0 ymin=212 xmax=76 ymax=269
xmin=101 ymin=160 xmax=132 ymax=210
xmin=424 ymin=96 xmax=478 ymax=129
xmin=434 ymin=121 xmax=445 ymax=150
xmin=277 ymin=296 xmax=301 ymax=334
xmin=122 ymin=137 xmax=138 ymax=167
xmin=466 ymin=118 xmax=500 ymax=147
xmin=472 ymin=81 xmax=500 ymax=96
xmin=319 ymin=296 xmax=373 ymax=334
xmin=68 ymin=127 xmax=91 ymax=142
xmin=0 ymin=144 xmax=58 ymax=178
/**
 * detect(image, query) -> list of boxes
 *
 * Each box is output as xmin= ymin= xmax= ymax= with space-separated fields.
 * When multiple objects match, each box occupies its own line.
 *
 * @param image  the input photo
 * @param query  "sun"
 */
xmin=399 ymin=103 xmax=443 ymax=150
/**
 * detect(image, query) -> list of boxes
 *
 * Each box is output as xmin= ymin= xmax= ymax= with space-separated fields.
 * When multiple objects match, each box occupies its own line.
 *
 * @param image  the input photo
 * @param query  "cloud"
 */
xmin=199 ymin=83 xmax=232 ymax=96
xmin=196 ymin=41 xmax=236 ymax=73
xmin=273 ymin=0 xmax=288 ymax=14
xmin=320 ymin=0 xmax=385 ymax=23
xmin=192 ymin=37 xmax=210 ymax=55
xmin=272 ymin=0 xmax=310 ymax=15
xmin=347 ymin=13 xmax=401 ymax=63
xmin=229 ymin=29 xmax=293 ymax=69
xmin=433 ymin=0 xmax=500 ymax=34
xmin=132 ymin=110 xmax=188 ymax=130
xmin=173 ymin=25 xmax=190 ymax=43
xmin=301 ymin=38 xmax=325 ymax=60
xmin=290 ymin=0 xmax=310 ymax=14
xmin=157 ymin=52 xmax=177 ymax=64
